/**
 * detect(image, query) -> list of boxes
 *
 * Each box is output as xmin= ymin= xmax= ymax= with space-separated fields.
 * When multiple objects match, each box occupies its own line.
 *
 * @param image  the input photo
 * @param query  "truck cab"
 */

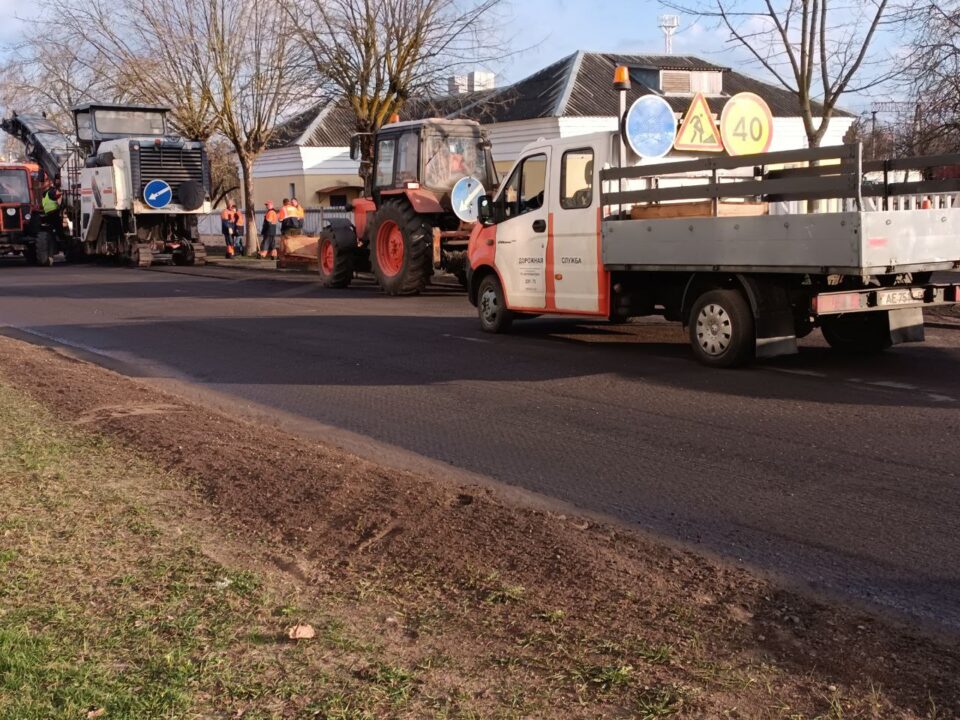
xmin=469 ymin=133 xmax=613 ymax=318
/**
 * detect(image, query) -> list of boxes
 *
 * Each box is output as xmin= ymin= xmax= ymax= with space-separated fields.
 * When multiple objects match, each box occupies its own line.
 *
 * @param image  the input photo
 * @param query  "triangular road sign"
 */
xmin=674 ymin=93 xmax=724 ymax=152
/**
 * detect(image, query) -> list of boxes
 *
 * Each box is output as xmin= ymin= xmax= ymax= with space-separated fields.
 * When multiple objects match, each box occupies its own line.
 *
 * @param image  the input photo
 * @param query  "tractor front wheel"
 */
xmin=369 ymin=202 xmax=433 ymax=295
xmin=317 ymin=230 xmax=354 ymax=288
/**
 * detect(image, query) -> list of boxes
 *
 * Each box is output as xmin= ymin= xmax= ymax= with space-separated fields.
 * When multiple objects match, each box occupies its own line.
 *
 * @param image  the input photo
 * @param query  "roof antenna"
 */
xmin=658 ymin=14 xmax=680 ymax=54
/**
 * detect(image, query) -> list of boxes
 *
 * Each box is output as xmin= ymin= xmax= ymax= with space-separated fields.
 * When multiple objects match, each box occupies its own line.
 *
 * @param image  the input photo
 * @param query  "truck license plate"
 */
xmin=878 ymin=289 xmax=918 ymax=307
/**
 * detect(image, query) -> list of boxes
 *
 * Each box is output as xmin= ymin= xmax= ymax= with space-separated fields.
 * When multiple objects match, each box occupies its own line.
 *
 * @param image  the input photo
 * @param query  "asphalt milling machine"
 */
xmin=1 ymin=103 xmax=212 ymax=266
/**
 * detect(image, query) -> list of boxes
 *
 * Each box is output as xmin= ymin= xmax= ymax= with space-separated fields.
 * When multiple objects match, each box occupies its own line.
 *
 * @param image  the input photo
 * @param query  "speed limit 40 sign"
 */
xmin=720 ymin=92 xmax=773 ymax=155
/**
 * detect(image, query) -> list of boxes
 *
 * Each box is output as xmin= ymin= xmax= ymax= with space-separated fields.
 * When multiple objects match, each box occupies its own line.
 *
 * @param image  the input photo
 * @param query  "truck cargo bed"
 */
xmin=602 ymin=208 xmax=960 ymax=274
xmin=600 ymin=144 xmax=960 ymax=276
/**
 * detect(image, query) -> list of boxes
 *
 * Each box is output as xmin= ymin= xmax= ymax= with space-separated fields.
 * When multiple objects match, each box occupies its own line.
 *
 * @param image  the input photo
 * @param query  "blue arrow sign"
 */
xmin=624 ymin=96 xmax=677 ymax=159
xmin=143 ymin=179 xmax=172 ymax=209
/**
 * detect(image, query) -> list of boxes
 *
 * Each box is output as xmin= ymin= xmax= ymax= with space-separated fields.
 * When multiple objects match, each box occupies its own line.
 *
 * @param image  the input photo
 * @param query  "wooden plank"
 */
xmin=629 ymin=201 xmax=768 ymax=220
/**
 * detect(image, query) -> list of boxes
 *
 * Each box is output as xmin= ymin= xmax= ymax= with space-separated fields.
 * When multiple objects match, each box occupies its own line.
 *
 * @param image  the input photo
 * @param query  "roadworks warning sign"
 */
xmin=673 ymin=94 xmax=724 ymax=152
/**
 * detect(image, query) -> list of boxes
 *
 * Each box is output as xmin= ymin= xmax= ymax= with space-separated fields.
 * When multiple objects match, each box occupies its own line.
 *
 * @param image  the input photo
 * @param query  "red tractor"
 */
xmin=0 ymin=162 xmax=56 ymax=265
xmin=317 ymin=118 xmax=497 ymax=294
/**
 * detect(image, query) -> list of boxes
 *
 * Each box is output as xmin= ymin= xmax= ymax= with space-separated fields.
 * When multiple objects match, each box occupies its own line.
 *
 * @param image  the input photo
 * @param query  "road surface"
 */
xmin=2 ymin=263 xmax=959 ymax=632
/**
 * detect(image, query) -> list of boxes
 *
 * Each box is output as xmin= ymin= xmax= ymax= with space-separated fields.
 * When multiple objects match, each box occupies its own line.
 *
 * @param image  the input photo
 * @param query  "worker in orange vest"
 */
xmin=260 ymin=201 xmax=279 ymax=258
xmin=291 ymin=198 xmax=305 ymax=230
xmin=233 ymin=205 xmax=246 ymax=255
xmin=220 ymin=203 xmax=236 ymax=258
xmin=278 ymin=198 xmax=296 ymax=234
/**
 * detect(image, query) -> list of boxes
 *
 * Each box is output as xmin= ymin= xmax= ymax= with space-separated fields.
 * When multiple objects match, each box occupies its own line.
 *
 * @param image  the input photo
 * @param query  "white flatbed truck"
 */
xmin=466 ymin=137 xmax=960 ymax=367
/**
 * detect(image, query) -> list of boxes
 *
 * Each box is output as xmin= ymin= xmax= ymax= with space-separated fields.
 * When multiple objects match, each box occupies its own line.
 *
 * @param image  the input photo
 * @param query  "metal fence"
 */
xmin=198 ymin=207 xmax=353 ymax=236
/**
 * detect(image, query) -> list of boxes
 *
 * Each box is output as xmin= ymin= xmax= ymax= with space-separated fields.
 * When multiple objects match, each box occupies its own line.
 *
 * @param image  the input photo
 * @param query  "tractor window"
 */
xmin=375 ymin=138 xmax=396 ymax=187
xmin=560 ymin=149 xmax=594 ymax=210
xmin=423 ymin=133 xmax=485 ymax=191
xmin=500 ymin=153 xmax=547 ymax=220
xmin=0 ymin=169 xmax=30 ymax=204
xmin=396 ymin=132 xmax=419 ymax=183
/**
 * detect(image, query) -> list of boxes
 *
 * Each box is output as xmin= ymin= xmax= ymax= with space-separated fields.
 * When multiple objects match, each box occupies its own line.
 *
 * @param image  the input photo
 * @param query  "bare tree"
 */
xmin=19 ymin=0 xmax=313 ymax=254
xmin=902 ymin=0 xmax=960 ymax=153
xmin=286 ymin=0 xmax=507 ymax=189
xmin=193 ymin=0 xmax=314 ymax=253
xmin=666 ymin=0 xmax=894 ymax=147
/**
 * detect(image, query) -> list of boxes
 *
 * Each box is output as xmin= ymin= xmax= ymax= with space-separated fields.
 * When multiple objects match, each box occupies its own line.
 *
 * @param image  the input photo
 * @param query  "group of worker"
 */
xmin=258 ymin=198 xmax=305 ymax=259
xmin=220 ymin=197 xmax=306 ymax=259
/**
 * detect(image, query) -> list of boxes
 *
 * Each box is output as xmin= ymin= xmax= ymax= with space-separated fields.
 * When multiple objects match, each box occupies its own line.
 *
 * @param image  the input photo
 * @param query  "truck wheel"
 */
xmin=688 ymin=288 xmax=755 ymax=368
xmin=369 ymin=202 xmax=432 ymax=295
xmin=820 ymin=313 xmax=892 ymax=354
xmin=317 ymin=231 xmax=353 ymax=288
xmin=477 ymin=273 xmax=513 ymax=333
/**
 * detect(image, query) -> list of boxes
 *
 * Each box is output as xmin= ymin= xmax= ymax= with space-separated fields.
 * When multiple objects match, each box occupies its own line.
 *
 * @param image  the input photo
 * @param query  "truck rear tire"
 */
xmin=820 ymin=313 xmax=892 ymax=354
xmin=688 ymin=288 xmax=755 ymax=367
xmin=369 ymin=202 xmax=432 ymax=295
xmin=317 ymin=231 xmax=353 ymax=288
xmin=477 ymin=273 xmax=513 ymax=333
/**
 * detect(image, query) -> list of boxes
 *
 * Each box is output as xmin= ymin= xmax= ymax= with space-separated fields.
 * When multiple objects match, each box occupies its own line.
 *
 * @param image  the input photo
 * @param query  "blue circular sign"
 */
xmin=624 ymin=96 xmax=677 ymax=159
xmin=143 ymin=179 xmax=172 ymax=209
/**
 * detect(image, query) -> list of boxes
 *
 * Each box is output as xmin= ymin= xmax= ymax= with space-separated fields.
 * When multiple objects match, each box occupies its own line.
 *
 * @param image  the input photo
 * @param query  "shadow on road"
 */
xmin=14 ymin=308 xmax=959 ymax=410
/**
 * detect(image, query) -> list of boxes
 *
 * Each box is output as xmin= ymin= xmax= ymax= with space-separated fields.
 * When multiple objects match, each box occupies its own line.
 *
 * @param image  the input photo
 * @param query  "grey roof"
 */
xmin=268 ymin=93 xmax=495 ymax=149
xmin=269 ymin=51 xmax=851 ymax=149
xmin=456 ymin=51 xmax=850 ymax=122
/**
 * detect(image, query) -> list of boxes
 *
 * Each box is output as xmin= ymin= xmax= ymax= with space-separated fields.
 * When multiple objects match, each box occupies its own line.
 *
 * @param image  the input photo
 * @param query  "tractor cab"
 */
xmin=0 ymin=163 xmax=36 ymax=240
xmin=73 ymin=103 xmax=169 ymax=154
xmin=354 ymin=119 xmax=497 ymax=208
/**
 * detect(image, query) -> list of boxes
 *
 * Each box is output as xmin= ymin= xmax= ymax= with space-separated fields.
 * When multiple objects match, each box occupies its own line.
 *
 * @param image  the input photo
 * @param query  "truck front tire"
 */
xmin=688 ymin=288 xmax=755 ymax=367
xmin=477 ymin=274 xmax=513 ymax=333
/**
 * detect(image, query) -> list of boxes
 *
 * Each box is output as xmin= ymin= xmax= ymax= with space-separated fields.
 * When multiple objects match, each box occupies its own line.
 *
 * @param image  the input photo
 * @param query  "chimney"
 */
xmin=447 ymin=75 xmax=469 ymax=95
xmin=468 ymin=71 xmax=495 ymax=92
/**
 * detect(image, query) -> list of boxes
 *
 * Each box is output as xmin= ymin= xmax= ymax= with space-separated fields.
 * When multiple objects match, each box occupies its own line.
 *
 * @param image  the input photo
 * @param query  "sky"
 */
xmin=0 ymin=0 xmax=906 ymax=115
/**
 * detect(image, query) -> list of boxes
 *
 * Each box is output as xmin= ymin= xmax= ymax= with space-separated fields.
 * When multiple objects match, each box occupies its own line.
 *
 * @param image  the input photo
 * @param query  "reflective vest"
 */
xmin=220 ymin=208 xmax=232 ymax=221
xmin=294 ymin=205 xmax=305 ymax=219
xmin=234 ymin=211 xmax=245 ymax=226
xmin=265 ymin=209 xmax=278 ymax=224
xmin=41 ymin=188 xmax=60 ymax=214
xmin=278 ymin=205 xmax=291 ymax=221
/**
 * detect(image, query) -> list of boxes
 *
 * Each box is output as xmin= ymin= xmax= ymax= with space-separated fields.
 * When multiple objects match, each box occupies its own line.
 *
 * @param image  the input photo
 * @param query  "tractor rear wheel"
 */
xmin=369 ymin=202 xmax=433 ymax=295
xmin=317 ymin=230 xmax=354 ymax=288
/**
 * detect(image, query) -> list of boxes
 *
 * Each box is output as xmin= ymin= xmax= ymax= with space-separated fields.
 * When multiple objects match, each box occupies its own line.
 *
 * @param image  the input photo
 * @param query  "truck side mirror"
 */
xmin=349 ymin=134 xmax=361 ymax=161
xmin=477 ymin=194 xmax=494 ymax=225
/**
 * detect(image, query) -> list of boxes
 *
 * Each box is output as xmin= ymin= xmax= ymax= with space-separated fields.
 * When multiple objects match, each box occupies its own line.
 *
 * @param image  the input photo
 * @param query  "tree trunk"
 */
xmin=239 ymin=153 xmax=259 ymax=256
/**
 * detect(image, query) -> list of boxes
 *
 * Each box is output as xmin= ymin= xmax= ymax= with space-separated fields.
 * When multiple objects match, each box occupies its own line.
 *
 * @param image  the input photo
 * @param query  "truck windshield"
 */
xmin=93 ymin=109 xmax=166 ymax=136
xmin=423 ymin=133 xmax=489 ymax=191
xmin=0 ymin=169 xmax=30 ymax=204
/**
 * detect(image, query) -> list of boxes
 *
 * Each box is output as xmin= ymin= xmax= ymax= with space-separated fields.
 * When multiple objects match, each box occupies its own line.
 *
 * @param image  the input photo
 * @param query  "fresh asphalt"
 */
xmin=2 ymin=262 xmax=959 ymax=633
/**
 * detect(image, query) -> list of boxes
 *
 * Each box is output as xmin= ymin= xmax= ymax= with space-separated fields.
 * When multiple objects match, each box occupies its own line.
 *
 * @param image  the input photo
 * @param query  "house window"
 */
xmin=660 ymin=69 xmax=723 ymax=95
xmin=375 ymin=138 xmax=396 ymax=187
xmin=288 ymin=183 xmax=296 ymax=199
xmin=329 ymin=194 xmax=347 ymax=207
xmin=560 ymin=149 xmax=594 ymax=210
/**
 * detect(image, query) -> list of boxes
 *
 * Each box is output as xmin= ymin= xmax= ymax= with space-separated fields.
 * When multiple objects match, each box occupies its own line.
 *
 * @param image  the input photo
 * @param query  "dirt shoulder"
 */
xmin=0 ymin=334 xmax=957 ymax=719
